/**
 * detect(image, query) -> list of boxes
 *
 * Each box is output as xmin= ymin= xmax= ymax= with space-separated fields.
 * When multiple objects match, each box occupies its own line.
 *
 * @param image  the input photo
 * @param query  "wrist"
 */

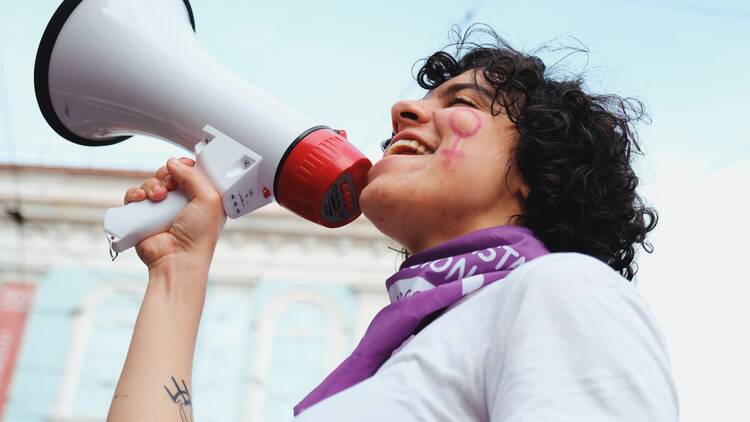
xmin=147 ymin=249 xmax=212 ymax=276
xmin=147 ymin=254 xmax=210 ymax=299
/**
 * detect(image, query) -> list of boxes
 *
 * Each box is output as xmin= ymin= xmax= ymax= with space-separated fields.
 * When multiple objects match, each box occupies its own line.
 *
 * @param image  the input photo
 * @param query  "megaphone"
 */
xmin=34 ymin=0 xmax=372 ymax=255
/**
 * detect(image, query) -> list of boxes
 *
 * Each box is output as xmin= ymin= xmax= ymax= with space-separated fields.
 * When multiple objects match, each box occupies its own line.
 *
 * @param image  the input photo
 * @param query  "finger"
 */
xmin=164 ymin=174 xmax=177 ymax=191
xmin=154 ymin=165 xmax=168 ymax=183
xmin=124 ymin=187 xmax=146 ymax=205
xmin=155 ymin=166 xmax=178 ymax=191
xmin=166 ymin=158 xmax=217 ymax=202
xmin=141 ymin=177 xmax=167 ymax=201
xmin=155 ymin=158 xmax=194 ymax=192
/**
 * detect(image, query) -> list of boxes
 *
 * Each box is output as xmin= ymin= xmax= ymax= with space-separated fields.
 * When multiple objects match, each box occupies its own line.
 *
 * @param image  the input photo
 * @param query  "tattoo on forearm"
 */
xmin=164 ymin=377 xmax=193 ymax=422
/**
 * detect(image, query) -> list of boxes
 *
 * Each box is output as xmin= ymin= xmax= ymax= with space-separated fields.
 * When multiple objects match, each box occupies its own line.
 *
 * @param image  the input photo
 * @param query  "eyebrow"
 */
xmin=432 ymin=82 xmax=495 ymax=102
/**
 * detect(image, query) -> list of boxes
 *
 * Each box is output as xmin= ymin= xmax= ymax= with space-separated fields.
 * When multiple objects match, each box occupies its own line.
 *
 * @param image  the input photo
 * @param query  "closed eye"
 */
xmin=447 ymin=96 xmax=477 ymax=108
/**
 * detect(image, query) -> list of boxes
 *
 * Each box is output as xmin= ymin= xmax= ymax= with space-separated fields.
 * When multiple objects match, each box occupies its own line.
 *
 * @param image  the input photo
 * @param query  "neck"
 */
xmin=405 ymin=214 xmax=519 ymax=255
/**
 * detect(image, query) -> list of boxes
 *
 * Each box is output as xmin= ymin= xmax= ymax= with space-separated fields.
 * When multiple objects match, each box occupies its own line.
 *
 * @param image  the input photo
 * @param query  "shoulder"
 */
xmin=462 ymin=253 xmax=673 ymax=377
xmin=472 ymin=254 xmax=679 ymax=421
xmin=472 ymin=252 xmax=643 ymax=308
xmin=509 ymin=251 xmax=630 ymax=288
xmin=453 ymin=252 xmax=668 ymax=354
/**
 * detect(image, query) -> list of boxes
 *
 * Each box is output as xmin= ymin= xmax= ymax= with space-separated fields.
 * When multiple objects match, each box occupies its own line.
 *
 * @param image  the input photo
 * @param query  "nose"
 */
xmin=391 ymin=99 xmax=431 ymax=134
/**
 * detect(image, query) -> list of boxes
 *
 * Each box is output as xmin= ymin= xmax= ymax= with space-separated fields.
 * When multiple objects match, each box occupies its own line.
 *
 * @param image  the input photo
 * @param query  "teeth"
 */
xmin=387 ymin=139 xmax=432 ymax=156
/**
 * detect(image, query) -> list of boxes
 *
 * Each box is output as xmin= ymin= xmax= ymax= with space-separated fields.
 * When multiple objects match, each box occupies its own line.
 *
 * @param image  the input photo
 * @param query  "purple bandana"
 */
xmin=294 ymin=225 xmax=549 ymax=415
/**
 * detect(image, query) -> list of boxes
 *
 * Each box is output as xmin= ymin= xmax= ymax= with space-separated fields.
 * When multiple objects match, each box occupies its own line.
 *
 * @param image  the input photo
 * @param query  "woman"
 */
xmin=107 ymin=29 xmax=678 ymax=421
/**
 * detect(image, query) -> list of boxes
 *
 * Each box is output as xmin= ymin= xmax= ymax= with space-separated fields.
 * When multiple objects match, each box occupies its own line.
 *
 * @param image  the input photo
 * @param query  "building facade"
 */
xmin=0 ymin=164 xmax=395 ymax=422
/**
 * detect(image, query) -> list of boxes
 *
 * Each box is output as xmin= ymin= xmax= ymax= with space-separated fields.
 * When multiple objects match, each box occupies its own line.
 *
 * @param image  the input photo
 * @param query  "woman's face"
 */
xmin=360 ymin=70 xmax=527 ymax=253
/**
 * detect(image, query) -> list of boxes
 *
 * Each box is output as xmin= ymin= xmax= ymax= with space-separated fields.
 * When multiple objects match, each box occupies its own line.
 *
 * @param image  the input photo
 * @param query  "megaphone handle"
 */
xmin=104 ymin=188 xmax=190 ymax=254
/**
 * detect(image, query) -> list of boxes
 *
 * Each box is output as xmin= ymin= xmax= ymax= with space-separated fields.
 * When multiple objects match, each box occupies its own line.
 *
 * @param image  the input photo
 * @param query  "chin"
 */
xmin=359 ymin=180 xmax=428 ymax=249
xmin=359 ymin=180 xmax=390 ymax=229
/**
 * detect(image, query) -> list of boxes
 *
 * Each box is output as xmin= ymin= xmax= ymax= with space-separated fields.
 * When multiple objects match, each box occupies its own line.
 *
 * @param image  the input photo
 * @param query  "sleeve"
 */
xmin=485 ymin=254 xmax=679 ymax=422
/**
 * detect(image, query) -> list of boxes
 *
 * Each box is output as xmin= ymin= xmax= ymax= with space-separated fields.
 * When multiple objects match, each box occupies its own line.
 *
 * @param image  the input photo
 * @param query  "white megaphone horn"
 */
xmin=34 ymin=0 xmax=372 ymax=256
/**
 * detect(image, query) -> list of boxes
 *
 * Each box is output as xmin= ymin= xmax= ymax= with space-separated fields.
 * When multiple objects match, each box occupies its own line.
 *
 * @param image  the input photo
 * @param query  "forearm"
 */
xmin=107 ymin=259 xmax=209 ymax=422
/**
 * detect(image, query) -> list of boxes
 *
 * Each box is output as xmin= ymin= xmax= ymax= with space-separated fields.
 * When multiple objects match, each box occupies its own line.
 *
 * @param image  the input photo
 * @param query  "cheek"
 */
xmin=443 ymin=141 xmax=512 ymax=197
xmin=448 ymin=108 xmax=482 ymax=138
xmin=441 ymin=109 xmax=484 ymax=165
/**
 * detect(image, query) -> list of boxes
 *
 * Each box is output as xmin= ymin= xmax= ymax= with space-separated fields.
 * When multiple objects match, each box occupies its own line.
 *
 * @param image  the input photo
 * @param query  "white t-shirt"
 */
xmin=295 ymin=253 xmax=679 ymax=421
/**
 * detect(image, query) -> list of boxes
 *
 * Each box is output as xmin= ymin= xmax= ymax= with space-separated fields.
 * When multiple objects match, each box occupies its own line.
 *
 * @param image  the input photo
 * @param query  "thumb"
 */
xmin=166 ymin=157 xmax=217 ymax=201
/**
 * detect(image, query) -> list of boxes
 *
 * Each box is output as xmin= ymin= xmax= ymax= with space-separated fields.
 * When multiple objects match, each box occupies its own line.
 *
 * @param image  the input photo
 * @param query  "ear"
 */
xmin=520 ymin=183 xmax=530 ymax=199
xmin=505 ymin=161 xmax=529 ymax=200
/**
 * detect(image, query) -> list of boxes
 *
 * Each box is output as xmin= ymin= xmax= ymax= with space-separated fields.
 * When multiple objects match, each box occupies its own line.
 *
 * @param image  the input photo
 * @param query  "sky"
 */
xmin=1 ymin=0 xmax=749 ymax=420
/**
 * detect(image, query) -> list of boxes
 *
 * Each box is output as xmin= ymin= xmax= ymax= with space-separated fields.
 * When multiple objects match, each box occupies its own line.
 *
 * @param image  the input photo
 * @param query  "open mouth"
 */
xmin=384 ymin=139 xmax=434 ymax=156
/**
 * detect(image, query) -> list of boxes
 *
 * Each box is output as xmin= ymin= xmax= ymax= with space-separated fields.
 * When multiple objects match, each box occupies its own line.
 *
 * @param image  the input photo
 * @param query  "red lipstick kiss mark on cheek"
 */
xmin=442 ymin=109 xmax=482 ymax=165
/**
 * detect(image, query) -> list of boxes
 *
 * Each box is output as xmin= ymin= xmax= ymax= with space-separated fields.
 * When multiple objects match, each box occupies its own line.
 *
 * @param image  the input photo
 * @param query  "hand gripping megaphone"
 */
xmin=34 ymin=0 xmax=372 ymax=255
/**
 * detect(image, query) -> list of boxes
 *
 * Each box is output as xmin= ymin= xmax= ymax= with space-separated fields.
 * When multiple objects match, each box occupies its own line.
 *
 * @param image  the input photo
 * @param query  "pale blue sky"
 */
xmin=1 ymin=0 xmax=748 ymax=168
xmin=1 ymin=1 xmax=749 ymax=421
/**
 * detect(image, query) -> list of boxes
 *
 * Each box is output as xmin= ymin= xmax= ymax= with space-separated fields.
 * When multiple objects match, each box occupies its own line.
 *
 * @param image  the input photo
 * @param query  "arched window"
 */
xmin=244 ymin=287 xmax=352 ymax=422
xmin=55 ymin=282 xmax=142 ymax=419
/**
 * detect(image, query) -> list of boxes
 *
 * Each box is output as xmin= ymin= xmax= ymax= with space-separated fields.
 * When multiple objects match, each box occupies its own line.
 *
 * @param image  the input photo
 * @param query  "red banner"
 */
xmin=0 ymin=283 xmax=35 ymax=420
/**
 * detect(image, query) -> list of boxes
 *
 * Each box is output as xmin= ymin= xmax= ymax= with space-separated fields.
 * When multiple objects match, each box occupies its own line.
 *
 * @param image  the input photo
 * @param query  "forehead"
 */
xmin=424 ymin=70 xmax=493 ymax=100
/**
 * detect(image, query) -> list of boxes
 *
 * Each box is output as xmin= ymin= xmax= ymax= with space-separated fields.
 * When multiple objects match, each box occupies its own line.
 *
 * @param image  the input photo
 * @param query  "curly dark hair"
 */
xmin=413 ymin=26 xmax=657 ymax=280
